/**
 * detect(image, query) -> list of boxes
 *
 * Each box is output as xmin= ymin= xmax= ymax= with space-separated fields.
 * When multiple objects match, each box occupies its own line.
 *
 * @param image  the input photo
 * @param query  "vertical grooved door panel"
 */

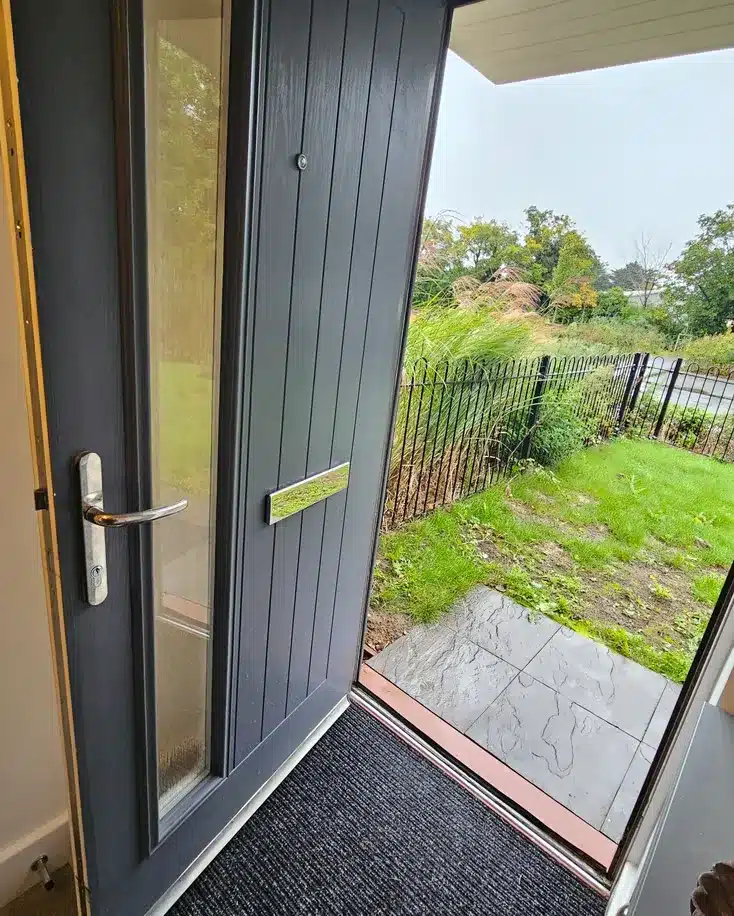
xmin=308 ymin=0 xmax=404 ymax=694
xmin=286 ymin=0 xmax=379 ymax=715
xmin=329 ymin=2 xmax=448 ymax=688
xmin=262 ymin=0 xmax=348 ymax=739
xmin=234 ymin=0 xmax=448 ymax=766
xmin=237 ymin=0 xmax=312 ymax=757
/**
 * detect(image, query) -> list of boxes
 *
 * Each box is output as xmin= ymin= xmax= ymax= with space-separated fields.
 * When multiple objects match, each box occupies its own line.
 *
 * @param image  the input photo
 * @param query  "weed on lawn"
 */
xmin=369 ymin=438 xmax=734 ymax=682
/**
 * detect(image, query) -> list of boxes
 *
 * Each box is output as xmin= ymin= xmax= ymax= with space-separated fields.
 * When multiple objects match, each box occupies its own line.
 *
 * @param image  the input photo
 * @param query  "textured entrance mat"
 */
xmin=172 ymin=705 xmax=606 ymax=916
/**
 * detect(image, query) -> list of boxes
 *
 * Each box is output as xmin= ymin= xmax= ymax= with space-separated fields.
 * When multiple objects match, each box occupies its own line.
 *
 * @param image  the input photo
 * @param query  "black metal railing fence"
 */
xmin=383 ymin=352 xmax=734 ymax=529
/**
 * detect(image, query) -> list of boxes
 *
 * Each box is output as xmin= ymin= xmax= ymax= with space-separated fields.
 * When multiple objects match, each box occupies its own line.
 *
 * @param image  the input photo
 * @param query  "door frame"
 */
xmin=0 ymin=2 xmax=88 ymax=913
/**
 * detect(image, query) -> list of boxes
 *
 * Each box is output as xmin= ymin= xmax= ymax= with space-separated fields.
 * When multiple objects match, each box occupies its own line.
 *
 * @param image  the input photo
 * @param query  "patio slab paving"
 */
xmin=368 ymin=585 xmax=680 ymax=841
xmin=466 ymin=673 xmax=638 ymax=830
xmin=601 ymin=742 xmax=656 ymax=842
xmin=368 ymin=623 xmax=518 ymax=731
xmin=642 ymin=681 xmax=682 ymax=749
xmin=446 ymin=588 xmax=561 ymax=668
xmin=525 ymin=627 xmax=667 ymax=740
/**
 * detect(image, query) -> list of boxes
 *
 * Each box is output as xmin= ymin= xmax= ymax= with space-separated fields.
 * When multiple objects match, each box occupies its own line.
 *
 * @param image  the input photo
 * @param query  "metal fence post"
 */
xmin=616 ymin=352 xmax=642 ymax=431
xmin=627 ymin=352 xmax=649 ymax=417
xmin=521 ymin=355 xmax=551 ymax=460
xmin=653 ymin=357 xmax=684 ymax=439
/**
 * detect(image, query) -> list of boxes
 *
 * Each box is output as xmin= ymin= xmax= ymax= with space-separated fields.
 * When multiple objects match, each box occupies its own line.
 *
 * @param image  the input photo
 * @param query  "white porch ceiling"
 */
xmin=450 ymin=0 xmax=734 ymax=83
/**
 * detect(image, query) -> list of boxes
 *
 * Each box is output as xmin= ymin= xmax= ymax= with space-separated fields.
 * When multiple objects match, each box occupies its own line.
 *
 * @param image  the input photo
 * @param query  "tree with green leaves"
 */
xmin=523 ymin=206 xmax=573 ymax=286
xmin=667 ymin=205 xmax=734 ymax=336
xmin=453 ymin=219 xmax=522 ymax=280
xmin=547 ymin=230 xmax=599 ymax=321
xmin=610 ymin=261 xmax=647 ymax=290
xmin=522 ymin=206 xmax=606 ymax=299
xmin=597 ymin=286 xmax=630 ymax=317
xmin=419 ymin=216 xmax=457 ymax=270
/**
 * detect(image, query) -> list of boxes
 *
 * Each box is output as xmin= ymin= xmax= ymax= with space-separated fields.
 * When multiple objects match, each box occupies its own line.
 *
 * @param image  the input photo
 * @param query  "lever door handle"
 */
xmin=83 ymin=499 xmax=188 ymax=528
xmin=78 ymin=450 xmax=187 ymax=606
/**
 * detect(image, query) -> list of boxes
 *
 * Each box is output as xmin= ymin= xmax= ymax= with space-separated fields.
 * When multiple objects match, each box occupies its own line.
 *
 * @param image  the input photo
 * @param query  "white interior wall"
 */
xmin=0 ymin=135 xmax=70 ymax=906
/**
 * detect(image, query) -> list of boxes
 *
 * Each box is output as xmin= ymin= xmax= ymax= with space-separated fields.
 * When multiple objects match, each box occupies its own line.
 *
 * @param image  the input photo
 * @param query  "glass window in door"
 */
xmin=143 ymin=0 xmax=229 ymax=812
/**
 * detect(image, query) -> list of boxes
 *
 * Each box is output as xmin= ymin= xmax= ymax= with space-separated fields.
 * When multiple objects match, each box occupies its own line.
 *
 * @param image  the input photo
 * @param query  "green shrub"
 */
xmin=666 ymin=405 xmax=712 ymax=448
xmin=625 ymin=392 xmax=730 ymax=454
xmin=527 ymin=367 xmax=616 ymax=467
xmin=550 ymin=317 xmax=669 ymax=357
xmin=682 ymin=334 xmax=734 ymax=371
xmin=530 ymin=392 xmax=589 ymax=466
xmin=596 ymin=287 xmax=632 ymax=318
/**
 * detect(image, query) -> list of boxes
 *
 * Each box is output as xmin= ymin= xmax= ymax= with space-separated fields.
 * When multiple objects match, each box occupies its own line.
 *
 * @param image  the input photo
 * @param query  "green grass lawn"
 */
xmin=370 ymin=438 xmax=734 ymax=683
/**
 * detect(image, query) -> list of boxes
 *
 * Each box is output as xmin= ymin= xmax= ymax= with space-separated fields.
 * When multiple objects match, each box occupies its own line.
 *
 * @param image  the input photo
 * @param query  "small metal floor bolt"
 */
xmin=31 ymin=855 xmax=55 ymax=891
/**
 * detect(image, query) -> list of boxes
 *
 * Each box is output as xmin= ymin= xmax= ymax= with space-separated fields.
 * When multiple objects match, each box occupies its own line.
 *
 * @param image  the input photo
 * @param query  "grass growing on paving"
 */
xmin=370 ymin=438 xmax=734 ymax=683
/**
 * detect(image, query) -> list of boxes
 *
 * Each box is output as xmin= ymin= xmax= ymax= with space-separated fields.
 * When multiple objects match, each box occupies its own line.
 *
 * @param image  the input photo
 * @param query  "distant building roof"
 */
xmin=623 ymin=289 xmax=664 ymax=307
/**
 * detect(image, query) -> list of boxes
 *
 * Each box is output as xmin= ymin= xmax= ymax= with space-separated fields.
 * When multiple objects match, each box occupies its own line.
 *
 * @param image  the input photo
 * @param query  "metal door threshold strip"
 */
xmin=350 ymin=687 xmax=611 ymax=898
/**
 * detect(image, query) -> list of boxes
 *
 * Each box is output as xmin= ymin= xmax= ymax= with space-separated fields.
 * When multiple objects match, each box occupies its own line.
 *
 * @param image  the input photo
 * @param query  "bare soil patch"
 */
xmin=510 ymin=536 xmax=712 ymax=655
xmin=365 ymin=608 xmax=411 ymax=653
xmin=474 ymin=537 xmax=506 ymax=564
xmin=536 ymin=541 xmax=574 ymax=570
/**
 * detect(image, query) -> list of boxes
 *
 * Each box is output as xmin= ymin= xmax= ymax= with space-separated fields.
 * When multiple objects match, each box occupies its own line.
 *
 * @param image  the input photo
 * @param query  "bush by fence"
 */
xmin=384 ymin=352 xmax=734 ymax=529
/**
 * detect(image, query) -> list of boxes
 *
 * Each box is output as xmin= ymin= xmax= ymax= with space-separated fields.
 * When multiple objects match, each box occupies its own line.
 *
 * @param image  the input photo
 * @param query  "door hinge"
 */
xmin=34 ymin=487 xmax=49 ymax=511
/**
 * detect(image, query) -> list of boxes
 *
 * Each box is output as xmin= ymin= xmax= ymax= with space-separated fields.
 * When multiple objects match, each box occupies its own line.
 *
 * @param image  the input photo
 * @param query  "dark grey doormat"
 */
xmin=172 ymin=705 xmax=606 ymax=916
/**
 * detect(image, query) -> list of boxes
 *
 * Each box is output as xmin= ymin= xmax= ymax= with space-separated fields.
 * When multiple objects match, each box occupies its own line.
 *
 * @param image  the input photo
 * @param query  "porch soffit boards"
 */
xmin=450 ymin=0 xmax=734 ymax=85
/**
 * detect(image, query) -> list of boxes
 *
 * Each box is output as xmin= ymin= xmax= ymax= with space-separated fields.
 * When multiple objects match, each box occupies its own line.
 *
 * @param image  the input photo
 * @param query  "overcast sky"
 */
xmin=425 ymin=48 xmax=734 ymax=269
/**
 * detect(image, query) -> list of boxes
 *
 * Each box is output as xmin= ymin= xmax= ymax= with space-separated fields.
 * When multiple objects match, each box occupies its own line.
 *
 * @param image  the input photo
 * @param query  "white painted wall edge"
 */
xmin=146 ymin=696 xmax=349 ymax=916
xmin=709 ymin=645 xmax=734 ymax=707
xmin=0 ymin=810 xmax=70 ymax=907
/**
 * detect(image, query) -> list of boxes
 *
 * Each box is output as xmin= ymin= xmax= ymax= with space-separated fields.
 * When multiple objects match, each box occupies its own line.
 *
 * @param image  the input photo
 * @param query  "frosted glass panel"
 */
xmin=143 ymin=0 xmax=229 ymax=811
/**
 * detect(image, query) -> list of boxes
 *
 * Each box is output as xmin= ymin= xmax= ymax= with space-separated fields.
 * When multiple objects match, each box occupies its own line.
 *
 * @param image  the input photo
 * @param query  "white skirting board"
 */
xmin=0 ymin=811 xmax=70 ymax=907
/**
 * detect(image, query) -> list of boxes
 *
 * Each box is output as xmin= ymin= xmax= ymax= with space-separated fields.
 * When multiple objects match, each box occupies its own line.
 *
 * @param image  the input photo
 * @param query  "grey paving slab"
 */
xmin=367 ymin=624 xmax=519 ymax=732
xmin=601 ymin=743 xmax=656 ymax=842
xmin=446 ymin=586 xmax=561 ymax=669
xmin=467 ymin=672 xmax=638 ymax=828
xmin=642 ymin=681 xmax=682 ymax=749
xmin=525 ymin=627 xmax=667 ymax=740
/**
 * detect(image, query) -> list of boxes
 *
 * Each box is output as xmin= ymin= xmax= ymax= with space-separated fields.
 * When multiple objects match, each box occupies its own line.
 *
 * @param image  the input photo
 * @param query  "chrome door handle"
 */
xmin=78 ymin=451 xmax=188 ymax=606
xmin=83 ymin=499 xmax=188 ymax=527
